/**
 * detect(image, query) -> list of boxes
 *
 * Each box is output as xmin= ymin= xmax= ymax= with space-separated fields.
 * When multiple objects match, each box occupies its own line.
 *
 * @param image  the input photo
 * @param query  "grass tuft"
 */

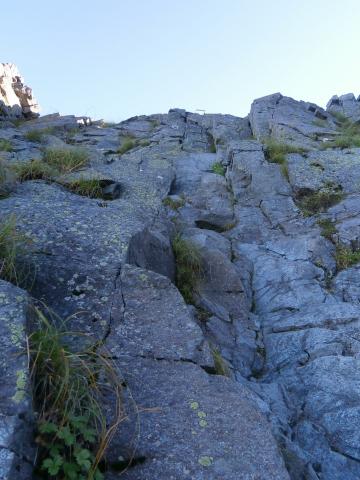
xmin=317 ymin=218 xmax=337 ymax=240
xmin=172 ymin=235 xmax=202 ymax=304
xmin=0 ymin=160 xmax=16 ymax=198
xmin=211 ymin=162 xmax=225 ymax=176
xmin=24 ymin=128 xmax=55 ymax=143
xmin=117 ymin=136 xmax=136 ymax=155
xmin=162 ymin=196 xmax=185 ymax=210
xmin=321 ymin=116 xmax=360 ymax=149
xmin=264 ymin=139 xmax=307 ymax=165
xmin=211 ymin=348 xmax=230 ymax=377
xmin=335 ymin=245 xmax=360 ymax=270
xmin=43 ymin=148 xmax=88 ymax=174
xmin=66 ymin=178 xmax=104 ymax=199
xmin=298 ymin=190 xmax=343 ymax=216
xmin=0 ymin=215 xmax=28 ymax=284
xmin=30 ymin=308 xmax=124 ymax=480
xmin=0 ymin=139 xmax=13 ymax=152
xmin=14 ymin=159 xmax=56 ymax=181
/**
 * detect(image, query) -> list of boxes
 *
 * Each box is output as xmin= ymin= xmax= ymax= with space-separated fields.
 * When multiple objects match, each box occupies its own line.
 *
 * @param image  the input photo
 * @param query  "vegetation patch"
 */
xmin=66 ymin=178 xmax=104 ymax=199
xmin=321 ymin=115 xmax=360 ymax=149
xmin=264 ymin=139 xmax=307 ymax=165
xmin=43 ymin=148 xmax=88 ymax=174
xmin=317 ymin=218 xmax=337 ymax=240
xmin=24 ymin=127 xmax=55 ymax=143
xmin=335 ymin=245 xmax=360 ymax=270
xmin=14 ymin=159 xmax=56 ymax=181
xmin=0 ymin=160 xmax=16 ymax=198
xmin=211 ymin=348 xmax=230 ymax=377
xmin=117 ymin=136 xmax=136 ymax=155
xmin=30 ymin=309 xmax=124 ymax=480
xmin=162 ymin=196 xmax=185 ymax=210
xmin=298 ymin=190 xmax=343 ymax=216
xmin=0 ymin=139 xmax=13 ymax=152
xmin=211 ymin=162 xmax=225 ymax=176
xmin=172 ymin=234 xmax=202 ymax=304
xmin=0 ymin=215 xmax=28 ymax=284
xmin=312 ymin=118 xmax=328 ymax=128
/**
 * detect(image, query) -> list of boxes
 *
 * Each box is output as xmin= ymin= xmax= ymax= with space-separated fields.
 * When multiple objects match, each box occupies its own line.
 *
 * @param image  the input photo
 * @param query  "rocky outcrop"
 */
xmin=1 ymin=81 xmax=360 ymax=479
xmin=0 ymin=63 xmax=39 ymax=118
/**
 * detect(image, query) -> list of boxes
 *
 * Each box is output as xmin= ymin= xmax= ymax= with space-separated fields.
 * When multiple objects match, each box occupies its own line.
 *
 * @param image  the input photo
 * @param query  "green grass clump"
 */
xmin=162 ymin=196 xmax=185 ymax=210
xmin=66 ymin=178 xmax=104 ymax=198
xmin=0 ymin=139 xmax=13 ymax=152
xmin=298 ymin=190 xmax=343 ymax=216
xmin=0 ymin=215 xmax=27 ymax=284
xmin=312 ymin=119 xmax=328 ymax=128
xmin=212 ymin=348 xmax=230 ymax=377
xmin=14 ymin=159 xmax=56 ymax=181
xmin=211 ymin=162 xmax=225 ymax=176
xmin=322 ymin=116 xmax=360 ymax=149
xmin=117 ymin=136 xmax=136 ymax=155
xmin=0 ymin=160 xmax=16 ymax=198
xmin=264 ymin=139 xmax=307 ymax=165
xmin=30 ymin=309 xmax=124 ymax=480
xmin=172 ymin=234 xmax=202 ymax=304
xmin=43 ymin=148 xmax=88 ymax=174
xmin=24 ymin=128 xmax=55 ymax=143
xmin=317 ymin=218 xmax=337 ymax=240
xmin=335 ymin=245 xmax=360 ymax=270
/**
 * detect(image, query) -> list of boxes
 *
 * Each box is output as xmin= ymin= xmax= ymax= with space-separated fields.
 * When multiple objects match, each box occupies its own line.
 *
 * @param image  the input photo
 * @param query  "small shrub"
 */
xmin=0 ymin=139 xmax=13 ymax=152
xmin=172 ymin=234 xmax=202 ymax=304
xmin=117 ymin=136 xmax=136 ymax=155
xmin=43 ymin=148 xmax=88 ymax=174
xmin=0 ymin=215 xmax=27 ymax=284
xmin=321 ymin=116 xmax=360 ymax=149
xmin=298 ymin=190 xmax=343 ymax=216
xmin=335 ymin=245 xmax=360 ymax=270
xmin=318 ymin=218 xmax=337 ymax=240
xmin=30 ymin=309 xmax=124 ymax=480
xmin=211 ymin=162 xmax=225 ymax=176
xmin=66 ymin=178 xmax=104 ymax=198
xmin=14 ymin=159 xmax=56 ymax=181
xmin=330 ymin=111 xmax=349 ymax=124
xmin=163 ymin=196 xmax=185 ymax=210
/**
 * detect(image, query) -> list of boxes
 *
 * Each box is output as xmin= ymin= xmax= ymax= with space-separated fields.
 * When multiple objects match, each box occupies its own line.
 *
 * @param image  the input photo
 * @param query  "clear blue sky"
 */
xmin=3 ymin=0 xmax=360 ymax=121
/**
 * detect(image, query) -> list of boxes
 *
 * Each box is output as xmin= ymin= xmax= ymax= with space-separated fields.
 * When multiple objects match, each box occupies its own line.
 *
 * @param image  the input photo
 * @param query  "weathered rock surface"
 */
xmin=0 ymin=64 xmax=39 ymax=118
xmin=2 ymin=85 xmax=360 ymax=479
xmin=0 ymin=280 xmax=33 ymax=480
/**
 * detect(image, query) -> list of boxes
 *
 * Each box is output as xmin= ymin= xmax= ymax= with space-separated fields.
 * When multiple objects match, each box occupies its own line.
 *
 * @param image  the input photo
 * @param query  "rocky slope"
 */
xmin=1 ymin=68 xmax=360 ymax=479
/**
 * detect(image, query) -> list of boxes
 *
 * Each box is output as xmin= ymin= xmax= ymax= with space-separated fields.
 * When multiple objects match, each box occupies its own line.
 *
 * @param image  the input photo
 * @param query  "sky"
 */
xmin=3 ymin=0 xmax=360 ymax=121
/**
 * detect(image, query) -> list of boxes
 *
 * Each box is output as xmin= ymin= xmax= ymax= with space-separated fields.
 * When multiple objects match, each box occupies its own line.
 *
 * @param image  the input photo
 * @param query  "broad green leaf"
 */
xmin=42 ymin=454 xmax=63 ymax=475
xmin=58 ymin=425 xmax=76 ymax=446
xmin=39 ymin=422 xmax=58 ymax=434
xmin=75 ymin=448 xmax=92 ymax=470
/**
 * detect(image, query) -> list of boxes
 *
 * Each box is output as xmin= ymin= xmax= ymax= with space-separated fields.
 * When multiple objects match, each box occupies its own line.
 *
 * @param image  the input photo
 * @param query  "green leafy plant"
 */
xmin=172 ymin=234 xmax=202 ymax=304
xmin=335 ymin=245 xmax=360 ymax=271
xmin=0 ymin=139 xmax=13 ymax=152
xmin=14 ymin=159 xmax=56 ymax=181
xmin=211 ymin=162 xmax=225 ymax=176
xmin=43 ymin=148 xmax=88 ymax=174
xmin=317 ymin=218 xmax=337 ymax=240
xmin=30 ymin=309 xmax=124 ymax=480
xmin=298 ymin=190 xmax=343 ymax=216
xmin=0 ymin=215 xmax=29 ymax=284
xmin=66 ymin=178 xmax=104 ymax=199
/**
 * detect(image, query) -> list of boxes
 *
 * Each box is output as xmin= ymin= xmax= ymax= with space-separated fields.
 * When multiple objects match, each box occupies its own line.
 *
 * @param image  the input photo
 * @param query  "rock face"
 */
xmin=1 ymin=81 xmax=360 ymax=479
xmin=0 ymin=63 xmax=39 ymax=118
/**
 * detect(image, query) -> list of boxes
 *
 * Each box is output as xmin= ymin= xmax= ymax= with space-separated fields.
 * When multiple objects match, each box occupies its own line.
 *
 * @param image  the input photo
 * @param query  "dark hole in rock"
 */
xmin=99 ymin=179 xmax=122 ymax=200
xmin=195 ymin=220 xmax=231 ymax=233
xmin=72 ymin=288 xmax=86 ymax=296
xmin=108 ymin=456 xmax=147 ymax=472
